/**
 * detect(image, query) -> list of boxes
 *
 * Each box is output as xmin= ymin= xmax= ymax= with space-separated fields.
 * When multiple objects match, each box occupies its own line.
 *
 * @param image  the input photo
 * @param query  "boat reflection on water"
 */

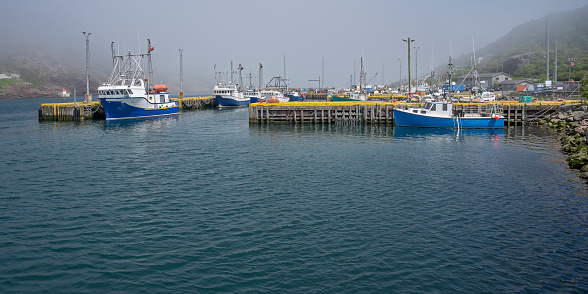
xmin=393 ymin=126 xmax=504 ymax=141
xmin=103 ymin=114 xmax=179 ymax=131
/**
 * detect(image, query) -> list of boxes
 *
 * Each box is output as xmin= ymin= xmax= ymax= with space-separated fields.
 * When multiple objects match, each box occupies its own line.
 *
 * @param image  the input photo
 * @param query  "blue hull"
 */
xmin=99 ymin=99 xmax=179 ymax=120
xmin=215 ymin=95 xmax=250 ymax=107
xmin=393 ymin=109 xmax=504 ymax=128
xmin=287 ymin=95 xmax=302 ymax=102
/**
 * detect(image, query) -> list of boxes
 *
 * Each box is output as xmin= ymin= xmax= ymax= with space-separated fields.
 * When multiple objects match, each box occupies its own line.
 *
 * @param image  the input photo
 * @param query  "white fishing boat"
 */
xmin=213 ymin=63 xmax=249 ymax=107
xmin=98 ymin=40 xmax=179 ymax=120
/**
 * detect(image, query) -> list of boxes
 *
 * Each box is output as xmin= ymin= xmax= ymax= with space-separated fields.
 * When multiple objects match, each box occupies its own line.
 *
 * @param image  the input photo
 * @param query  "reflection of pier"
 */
xmin=249 ymin=101 xmax=574 ymax=124
xmin=38 ymin=96 xmax=215 ymax=121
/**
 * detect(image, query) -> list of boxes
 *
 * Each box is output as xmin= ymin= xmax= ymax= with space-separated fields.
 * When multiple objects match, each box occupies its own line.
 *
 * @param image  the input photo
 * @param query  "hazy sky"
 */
xmin=1 ymin=0 xmax=586 ymax=92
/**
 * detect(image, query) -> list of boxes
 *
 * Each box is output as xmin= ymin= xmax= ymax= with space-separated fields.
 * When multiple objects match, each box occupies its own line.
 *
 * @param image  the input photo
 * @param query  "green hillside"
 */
xmin=460 ymin=4 xmax=588 ymax=83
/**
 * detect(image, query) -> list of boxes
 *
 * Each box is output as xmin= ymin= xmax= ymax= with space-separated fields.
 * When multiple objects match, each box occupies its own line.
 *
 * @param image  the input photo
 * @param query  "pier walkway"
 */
xmin=249 ymin=100 xmax=580 ymax=124
xmin=39 ymin=96 xmax=214 ymax=121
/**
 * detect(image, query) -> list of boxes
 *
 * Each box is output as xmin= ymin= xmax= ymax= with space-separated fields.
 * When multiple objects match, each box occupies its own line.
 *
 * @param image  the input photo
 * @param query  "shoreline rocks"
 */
xmin=539 ymin=103 xmax=588 ymax=181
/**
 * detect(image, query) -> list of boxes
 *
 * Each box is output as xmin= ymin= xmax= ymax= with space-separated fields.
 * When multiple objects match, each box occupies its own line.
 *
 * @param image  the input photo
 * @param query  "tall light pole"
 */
xmin=308 ymin=77 xmax=320 ymax=93
xmin=546 ymin=20 xmax=549 ymax=84
xmin=398 ymin=58 xmax=403 ymax=90
xmin=554 ymin=38 xmax=558 ymax=83
xmin=83 ymin=32 xmax=91 ymax=101
xmin=413 ymin=46 xmax=420 ymax=92
xmin=322 ymin=57 xmax=325 ymax=90
xmin=403 ymin=38 xmax=415 ymax=92
xmin=179 ymin=49 xmax=184 ymax=98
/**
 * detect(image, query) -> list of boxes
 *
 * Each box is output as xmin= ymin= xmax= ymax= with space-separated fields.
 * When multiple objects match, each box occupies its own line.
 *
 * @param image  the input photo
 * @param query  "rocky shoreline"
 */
xmin=537 ymin=103 xmax=588 ymax=182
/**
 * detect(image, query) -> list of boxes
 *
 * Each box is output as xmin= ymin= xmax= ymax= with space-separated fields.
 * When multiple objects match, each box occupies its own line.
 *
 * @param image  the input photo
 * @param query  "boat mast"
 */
xmin=447 ymin=55 xmax=454 ymax=99
xmin=146 ymin=39 xmax=153 ymax=93
xmin=359 ymin=56 xmax=364 ymax=93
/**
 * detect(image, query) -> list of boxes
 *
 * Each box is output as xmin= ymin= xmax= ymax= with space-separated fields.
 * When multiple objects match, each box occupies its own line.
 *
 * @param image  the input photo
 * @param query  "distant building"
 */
xmin=457 ymin=72 xmax=512 ymax=89
xmin=500 ymin=79 xmax=533 ymax=92
xmin=502 ymin=52 xmax=538 ymax=75
xmin=0 ymin=73 xmax=20 ymax=79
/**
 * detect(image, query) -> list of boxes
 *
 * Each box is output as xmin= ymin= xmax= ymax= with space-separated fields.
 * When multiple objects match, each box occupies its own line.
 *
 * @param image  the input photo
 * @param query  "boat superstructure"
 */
xmin=213 ymin=63 xmax=249 ymax=107
xmin=98 ymin=40 xmax=178 ymax=120
xmin=393 ymin=101 xmax=504 ymax=128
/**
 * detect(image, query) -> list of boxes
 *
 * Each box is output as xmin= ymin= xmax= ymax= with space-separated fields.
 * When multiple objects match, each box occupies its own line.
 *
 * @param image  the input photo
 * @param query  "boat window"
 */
xmin=443 ymin=104 xmax=448 ymax=111
xmin=128 ymin=89 xmax=133 ymax=95
xmin=413 ymin=110 xmax=418 ymax=113
xmin=421 ymin=110 xmax=427 ymax=114
xmin=430 ymin=104 xmax=436 ymax=111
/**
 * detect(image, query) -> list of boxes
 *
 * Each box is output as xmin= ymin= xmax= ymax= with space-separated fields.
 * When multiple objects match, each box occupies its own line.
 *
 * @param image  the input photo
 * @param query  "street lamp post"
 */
xmin=179 ymin=49 xmax=184 ymax=98
xmin=308 ymin=77 xmax=320 ymax=93
xmin=82 ymin=32 xmax=91 ymax=103
xmin=403 ymin=38 xmax=415 ymax=93
xmin=413 ymin=46 xmax=420 ymax=92
xmin=398 ymin=58 xmax=403 ymax=91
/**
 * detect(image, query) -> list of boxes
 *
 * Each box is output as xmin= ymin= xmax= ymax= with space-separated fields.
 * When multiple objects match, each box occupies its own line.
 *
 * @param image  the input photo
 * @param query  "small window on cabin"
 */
xmin=430 ymin=104 xmax=436 ymax=111
xmin=443 ymin=104 xmax=448 ymax=111
xmin=128 ymin=89 xmax=133 ymax=95
xmin=413 ymin=110 xmax=418 ymax=113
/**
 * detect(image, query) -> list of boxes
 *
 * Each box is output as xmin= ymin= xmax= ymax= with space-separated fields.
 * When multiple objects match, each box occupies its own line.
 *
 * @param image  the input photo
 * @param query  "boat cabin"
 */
xmin=409 ymin=101 xmax=452 ymax=117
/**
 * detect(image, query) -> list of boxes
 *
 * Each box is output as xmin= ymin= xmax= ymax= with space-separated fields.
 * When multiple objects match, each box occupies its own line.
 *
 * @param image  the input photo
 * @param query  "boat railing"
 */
xmin=454 ymin=104 xmax=503 ymax=118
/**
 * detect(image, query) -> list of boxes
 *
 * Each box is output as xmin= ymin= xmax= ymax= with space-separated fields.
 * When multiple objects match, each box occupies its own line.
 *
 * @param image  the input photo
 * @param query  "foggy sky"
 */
xmin=1 ymin=0 xmax=586 ymax=93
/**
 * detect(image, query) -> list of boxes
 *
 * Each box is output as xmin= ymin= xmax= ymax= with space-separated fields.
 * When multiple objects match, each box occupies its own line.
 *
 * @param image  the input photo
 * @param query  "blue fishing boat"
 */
xmin=393 ymin=101 xmax=504 ymax=128
xmin=286 ymin=91 xmax=303 ymax=102
xmin=213 ymin=63 xmax=250 ymax=107
xmin=98 ymin=40 xmax=179 ymax=120
xmin=213 ymin=83 xmax=249 ymax=107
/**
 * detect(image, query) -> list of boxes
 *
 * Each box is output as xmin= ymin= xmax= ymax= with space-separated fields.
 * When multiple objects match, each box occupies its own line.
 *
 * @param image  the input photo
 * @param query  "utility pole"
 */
xmin=403 ymin=38 xmax=415 ymax=92
xmin=83 ymin=32 xmax=91 ymax=102
xmin=382 ymin=62 xmax=385 ymax=86
xmin=569 ymin=54 xmax=575 ymax=81
xmin=414 ymin=46 xmax=420 ymax=92
xmin=259 ymin=63 xmax=263 ymax=90
xmin=554 ymin=38 xmax=558 ymax=83
xmin=398 ymin=58 xmax=403 ymax=91
xmin=179 ymin=49 xmax=183 ymax=98
xmin=322 ymin=57 xmax=325 ymax=90
xmin=546 ymin=20 xmax=550 ymax=84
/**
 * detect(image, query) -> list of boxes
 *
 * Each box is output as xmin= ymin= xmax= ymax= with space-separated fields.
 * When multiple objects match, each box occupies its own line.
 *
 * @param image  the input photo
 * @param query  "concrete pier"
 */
xmin=38 ymin=96 xmax=214 ymax=121
xmin=39 ymin=101 xmax=103 ymax=121
xmin=249 ymin=101 xmax=579 ymax=124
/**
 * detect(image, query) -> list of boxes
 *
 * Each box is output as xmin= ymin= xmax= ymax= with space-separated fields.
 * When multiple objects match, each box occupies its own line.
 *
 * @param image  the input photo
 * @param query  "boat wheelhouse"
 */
xmin=98 ymin=40 xmax=178 ymax=120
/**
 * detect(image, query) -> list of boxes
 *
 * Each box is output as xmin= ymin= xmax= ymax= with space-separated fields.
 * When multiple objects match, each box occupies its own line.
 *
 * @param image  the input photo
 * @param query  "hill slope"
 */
xmin=448 ymin=4 xmax=588 ymax=83
xmin=0 ymin=42 xmax=106 ymax=98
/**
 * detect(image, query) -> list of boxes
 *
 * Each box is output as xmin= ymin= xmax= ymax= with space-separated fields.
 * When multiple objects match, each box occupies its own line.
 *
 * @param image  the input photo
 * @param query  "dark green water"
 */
xmin=1 ymin=97 xmax=587 ymax=293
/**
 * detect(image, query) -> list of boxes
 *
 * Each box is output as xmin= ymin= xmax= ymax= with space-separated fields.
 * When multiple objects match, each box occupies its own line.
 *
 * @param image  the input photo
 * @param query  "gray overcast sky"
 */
xmin=1 ymin=0 xmax=586 ymax=92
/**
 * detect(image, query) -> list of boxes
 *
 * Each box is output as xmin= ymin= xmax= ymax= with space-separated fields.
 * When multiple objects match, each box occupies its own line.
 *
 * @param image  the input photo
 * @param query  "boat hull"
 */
xmin=393 ymin=109 xmax=504 ymax=128
xmin=332 ymin=96 xmax=360 ymax=102
xmin=215 ymin=95 xmax=250 ymax=107
xmin=287 ymin=94 xmax=302 ymax=102
xmin=99 ymin=98 xmax=179 ymax=120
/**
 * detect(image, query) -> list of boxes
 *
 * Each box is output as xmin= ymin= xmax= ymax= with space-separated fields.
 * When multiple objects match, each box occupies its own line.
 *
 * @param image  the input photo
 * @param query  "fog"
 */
xmin=1 ymin=0 xmax=585 ymax=93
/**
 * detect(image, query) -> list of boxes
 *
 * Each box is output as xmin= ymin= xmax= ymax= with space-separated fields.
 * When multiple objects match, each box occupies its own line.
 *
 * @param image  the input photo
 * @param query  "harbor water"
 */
xmin=1 ymin=97 xmax=587 ymax=293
